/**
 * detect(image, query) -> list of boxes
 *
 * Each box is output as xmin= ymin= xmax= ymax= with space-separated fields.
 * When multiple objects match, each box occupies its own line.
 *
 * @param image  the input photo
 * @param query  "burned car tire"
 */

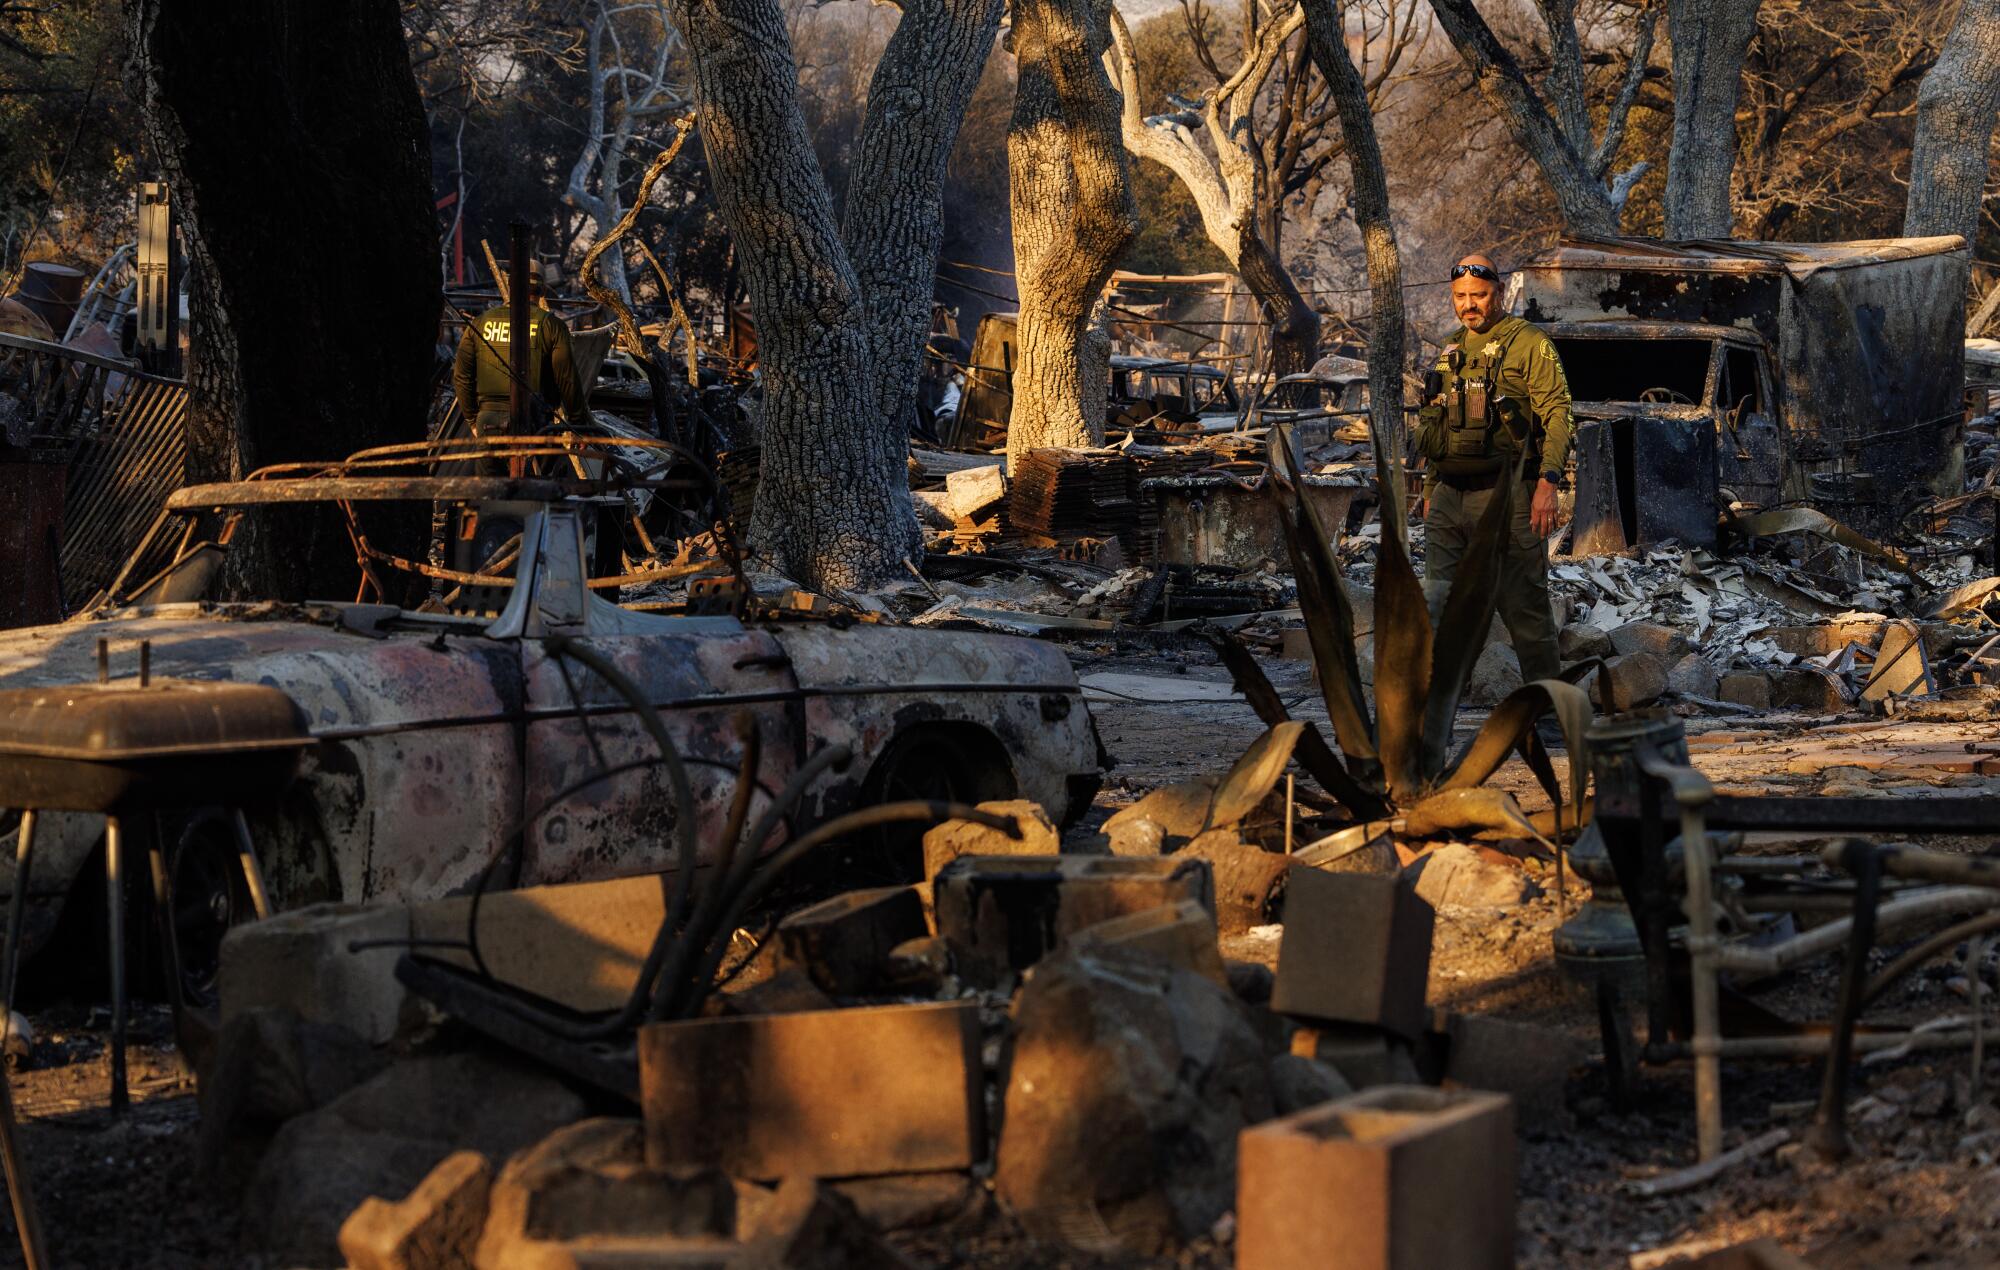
xmin=849 ymin=724 xmax=1018 ymax=885
xmin=150 ymin=809 xmax=256 ymax=1019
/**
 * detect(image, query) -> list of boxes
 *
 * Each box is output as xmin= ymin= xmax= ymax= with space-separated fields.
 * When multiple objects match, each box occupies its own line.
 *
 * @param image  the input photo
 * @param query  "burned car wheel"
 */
xmin=155 ymin=810 xmax=255 ymax=1014
xmin=850 ymin=724 xmax=1018 ymax=885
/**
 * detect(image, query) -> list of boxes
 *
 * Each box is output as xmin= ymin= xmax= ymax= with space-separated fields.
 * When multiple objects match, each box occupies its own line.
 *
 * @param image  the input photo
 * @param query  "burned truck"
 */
xmin=1513 ymin=236 xmax=1969 ymax=550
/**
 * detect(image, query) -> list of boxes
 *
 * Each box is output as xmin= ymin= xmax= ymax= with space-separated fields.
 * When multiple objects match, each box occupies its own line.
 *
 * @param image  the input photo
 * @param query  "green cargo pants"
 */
xmin=1423 ymin=477 xmax=1562 ymax=685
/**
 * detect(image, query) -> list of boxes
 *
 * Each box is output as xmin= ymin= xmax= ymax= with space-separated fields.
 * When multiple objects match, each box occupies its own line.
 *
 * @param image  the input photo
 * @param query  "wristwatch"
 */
xmin=1540 ymin=469 xmax=1566 ymax=488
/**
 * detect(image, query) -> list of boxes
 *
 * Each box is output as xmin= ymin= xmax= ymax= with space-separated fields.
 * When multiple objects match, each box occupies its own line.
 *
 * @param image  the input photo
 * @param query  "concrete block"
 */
xmin=639 ymin=1001 xmax=984 ymax=1180
xmin=1771 ymin=666 xmax=1850 ymax=713
xmin=774 ymin=886 xmax=927 ymax=996
xmin=1718 ymin=671 xmax=1772 ymax=710
xmin=1434 ymin=1010 xmax=1586 ymax=1121
xmin=474 ymin=1119 xmax=734 ymax=1270
xmin=220 ymin=903 xmax=413 ymax=1045
xmin=1237 ymin=1085 xmax=1515 ymax=1270
xmin=944 ymin=463 xmax=1006 ymax=521
xmin=1766 ymin=618 xmax=1888 ymax=659
xmin=920 ymin=799 xmax=1060 ymax=882
xmin=1272 ymin=868 xmax=1433 ymax=1039
xmin=1609 ymin=620 xmax=1692 ymax=659
xmin=932 ymin=854 xmax=1215 ymax=986
xmin=1289 ymin=1025 xmax=1420 ymax=1089
xmin=412 ymin=875 xmax=665 ymax=1013
xmin=340 ymin=1150 xmax=493 ymax=1270
xmin=1067 ymin=898 xmax=1227 ymax=985
xmin=1597 ymin=652 xmax=1674 ymax=712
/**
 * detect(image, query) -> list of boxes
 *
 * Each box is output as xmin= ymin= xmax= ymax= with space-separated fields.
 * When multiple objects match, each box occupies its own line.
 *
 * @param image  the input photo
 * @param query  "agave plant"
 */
xmin=1209 ymin=426 xmax=1594 ymax=843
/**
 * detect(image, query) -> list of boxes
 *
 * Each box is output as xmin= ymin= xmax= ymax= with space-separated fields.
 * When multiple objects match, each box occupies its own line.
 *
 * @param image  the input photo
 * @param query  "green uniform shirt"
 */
xmin=452 ymin=302 xmax=588 ymax=430
xmin=1422 ymin=314 xmax=1574 ymax=492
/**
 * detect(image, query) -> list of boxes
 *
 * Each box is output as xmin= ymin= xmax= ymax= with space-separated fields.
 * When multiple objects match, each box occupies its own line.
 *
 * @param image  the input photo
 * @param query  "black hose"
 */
xmin=650 ymin=742 xmax=853 ymax=1019
xmin=674 ymin=800 xmax=1020 ymax=1018
xmin=1863 ymin=909 xmax=2000 ymax=1009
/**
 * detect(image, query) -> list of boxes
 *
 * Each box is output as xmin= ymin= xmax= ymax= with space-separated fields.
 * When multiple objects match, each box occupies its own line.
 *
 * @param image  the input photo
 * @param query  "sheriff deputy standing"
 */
xmin=1415 ymin=253 xmax=1573 ymax=685
xmin=452 ymin=259 xmax=588 ymax=437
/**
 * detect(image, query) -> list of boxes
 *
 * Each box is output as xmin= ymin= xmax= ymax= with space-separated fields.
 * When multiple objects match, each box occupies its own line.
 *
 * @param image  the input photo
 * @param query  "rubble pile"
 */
xmin=182 ymin=741 xmax=1580 ymax=1268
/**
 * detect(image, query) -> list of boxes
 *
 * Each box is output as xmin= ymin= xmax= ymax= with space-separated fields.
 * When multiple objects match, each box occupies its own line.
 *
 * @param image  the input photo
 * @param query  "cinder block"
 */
xmin=1771 ymin=666 xmax=1849 ymax=713
xmin=1237 ymin=1086 xmax=1515 ymax=1270
xmin=932 ymin=854 xmax=1215 ymax=986
xmin=219 ymin=903 xmax=412 ymax=1045
xmin=774 ymin=886 xmax=928 ymax=996
xmin=412 ymin=875 xmax=665 ymax=1013
xmin=1067 ymin=898 xmax=1227 ymax=985
xmin=339 ymin=1149 xmax=492 ymax=1270
xmin=1271 ymin=868 xmax=1433 ymax=1039
xmin=1718 ymin=671 xmax=1772 ymax=710
xmin=639 ymin=1001 xmax=984 ymax=1180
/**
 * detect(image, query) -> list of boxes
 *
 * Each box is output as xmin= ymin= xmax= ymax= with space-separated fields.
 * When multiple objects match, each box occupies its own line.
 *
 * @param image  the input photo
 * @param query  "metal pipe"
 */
xmin=507 ymin=222 xmax=530 ymax=440
xmin=230 ymin=810 xmax=273 ymax=920
xmin=1714 ymin=886 xmax=2000 ymax=979
xmin=1852 ymin=843 xmax=2000 ymax=891
xmin=1862 ymin=909 xmax=2000 ymax=1008
xmin=1650 ymin=1028 xmax=1991 ymax=1060
xmin=1808 ymin=840 xmax=1880 ymax=1159
xmin=3 ymin=812 xmax=36 ymax=1015
xmin=105 ymin=817 xmax=127 ymax=1116
xmin=1640 ymin=745 xmax=1723 ymax=1161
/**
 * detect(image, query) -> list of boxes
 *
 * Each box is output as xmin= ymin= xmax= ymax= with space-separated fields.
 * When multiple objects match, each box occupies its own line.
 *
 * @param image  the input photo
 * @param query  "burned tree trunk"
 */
xmin=1662 ymin=0 xmax=1761 ymax=240
xmin=1004 ymin=0 xmax=1135 ymax=462
xmin=1906 ymin=0 xmax=2000 ymax=246
xmin=674 ymin=0 xmax=909 ymax=591
xmin=677 ymin=0 xmax=997 ymax=590
xmin=130 ymin=0 xmax=439 ymax=599
xmin=842 ymin=0 xmax=1007 ymax=456
xmin=1301 ymin=0 xmax=1406 ymax=490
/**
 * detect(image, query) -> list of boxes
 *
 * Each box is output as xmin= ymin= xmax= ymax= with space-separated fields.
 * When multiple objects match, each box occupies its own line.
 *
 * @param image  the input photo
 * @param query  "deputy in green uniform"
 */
xmin=1414 ymin=254 xmax=1573 ymax=685
xmin=451 ymin=259 xmax=588 ymax=436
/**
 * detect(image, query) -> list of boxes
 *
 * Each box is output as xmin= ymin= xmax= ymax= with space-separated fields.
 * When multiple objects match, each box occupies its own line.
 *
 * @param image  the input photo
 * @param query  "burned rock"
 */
xmin=1408 ymin=844 xmax=1542 ymax=910
xmin=738 ymin=1176 xmax=919 ymax=1270
xmin=1268 ymin=1052 xmax=1354 ymax=1114
xmin=1289 ymin=1024 xmax=1423 ymax=1090
xmin=1558 ymin=622 xmax=1615 ymax=662
xmin=198 ymin=1007 xmax=389 ymax=1197
xmin=920 ymin=798 xmax=1059 ymax=881
xmin=1609 ymin=620 xmax=1694 ymax=659
xmin=1719 ymin=670 xmax=1774 ymax=710
xmin=1067 ymin=897 xmax=1229 ymax=985
xmin=1461 ymin=643 xmax=1523 ymax=706
xmin=1596 ymin=651 xmax=1674 ymax=711
xmin=241 ymin=1049 xmax=587 ymax=1266
xmin=1666 ymin=653 xmax=1722 ymax=700
xmin=995 ymin=945 xmax=1273 ymax=1254
xmin=1174 ymin=829 xmax=1294 ymax=934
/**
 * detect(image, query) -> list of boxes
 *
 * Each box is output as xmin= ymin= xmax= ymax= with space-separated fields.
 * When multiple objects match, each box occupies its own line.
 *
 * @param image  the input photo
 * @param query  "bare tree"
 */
xmin=131 ymin=0 xmax=439 ymax=599
xmin=671 ymin=0 xmax=1003 ymax=590
xmin=1301 ymin=0 xmax=1408 ymax=484
xmin=1906 ymin=0 xmax=2000 ymax=244
xmin=1005 ymin=0 xmax=1136 ymax=459
xmin=1109 ymin=2 xmax=1326 ymax=377
xmin=1426 ymin=0 xmax=1658 ymax=234
xmin=1732 ymin=0 xmax=1949 ymax=237
xmin=564 ymin=1 xmax=686 ymax=304
xmin=1661 ymin=0 xmax=1761 ymax=237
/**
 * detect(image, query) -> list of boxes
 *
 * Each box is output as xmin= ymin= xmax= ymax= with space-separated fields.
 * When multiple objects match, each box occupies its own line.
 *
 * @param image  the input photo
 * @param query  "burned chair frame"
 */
xmin=1587 ymin=712 xmax=2000 ymax=1163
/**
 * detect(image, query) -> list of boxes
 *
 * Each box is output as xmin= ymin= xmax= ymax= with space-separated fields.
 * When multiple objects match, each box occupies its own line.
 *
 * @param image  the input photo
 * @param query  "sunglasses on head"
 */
xmin=1451 ymin=263 xmax=1499 ymax=283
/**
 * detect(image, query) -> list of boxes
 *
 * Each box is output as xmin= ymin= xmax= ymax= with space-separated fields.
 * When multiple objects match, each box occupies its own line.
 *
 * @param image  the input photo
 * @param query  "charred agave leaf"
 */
xmin=1207 ymin=628 xmax=1391 ymax=820
xmin=1369 ymin=475 xmax=1432 ymax=806
xmin=1266 ymin=428 xmax=1379 ymax=780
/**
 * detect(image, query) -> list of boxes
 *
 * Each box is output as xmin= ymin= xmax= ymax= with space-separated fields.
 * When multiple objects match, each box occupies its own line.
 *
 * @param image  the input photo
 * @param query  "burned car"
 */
xmin=0 ymin=437 xmax=1101 ymax=1001
xmin=1517 ymin=235 xmax=1970 ymax=550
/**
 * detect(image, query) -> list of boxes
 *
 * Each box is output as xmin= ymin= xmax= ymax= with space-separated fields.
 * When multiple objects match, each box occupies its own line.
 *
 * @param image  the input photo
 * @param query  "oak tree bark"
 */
xmin=1906 ymin=0 xmax=2000 ymax=245
xmin=1301 ymin=0 xmax=1406 ymax=497
xmin=1662 ymin=0 xmax=1761 ymax=239
xmin=1005 ymin=0 xmax=1135 ymax=462
xmin=130 ymin=0 xmax=439 ymax=600
xmin=674 ymin=0 xmax=1000 ymax=590
xmin=1426 ymin=0 xmax=1657 ymax=235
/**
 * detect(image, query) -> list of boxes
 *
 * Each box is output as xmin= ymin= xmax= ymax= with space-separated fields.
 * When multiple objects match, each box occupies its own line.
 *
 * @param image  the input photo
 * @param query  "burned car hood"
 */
xmin=0 ymin=603 xmax=521 ymax=733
